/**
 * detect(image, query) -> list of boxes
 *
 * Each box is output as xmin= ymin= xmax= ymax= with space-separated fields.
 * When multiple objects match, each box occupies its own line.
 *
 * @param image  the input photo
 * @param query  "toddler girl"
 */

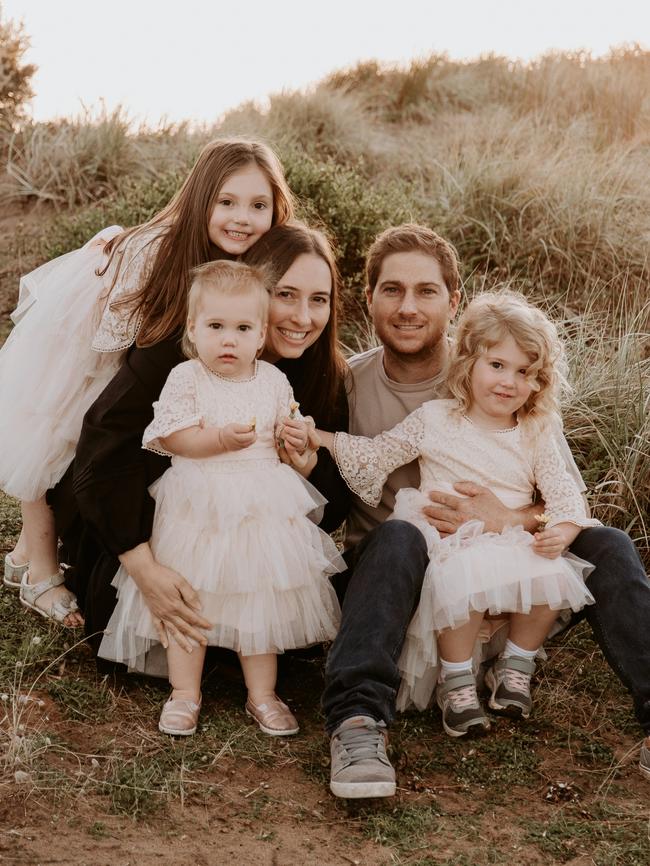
xmin=320 ymin=291 xmax=600 ymax=737
xmin=98 ymin=261 xmax=342 ymax=737
xmin=0 ymin=138 xmax=293 ymax=627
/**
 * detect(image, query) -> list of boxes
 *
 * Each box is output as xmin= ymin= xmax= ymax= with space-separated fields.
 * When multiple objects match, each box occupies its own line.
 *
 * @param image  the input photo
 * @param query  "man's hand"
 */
xmin=532 ymin=522 xmax=580 ymax=559
xmin=422 ymin=481 xmax=514 ymax=535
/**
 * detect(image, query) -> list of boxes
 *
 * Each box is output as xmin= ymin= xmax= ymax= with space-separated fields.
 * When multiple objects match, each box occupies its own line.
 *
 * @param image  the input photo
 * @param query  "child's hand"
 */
xmin=218 ymin=422 xmax=256 ymax=452
xmin=532 ymin=522 xmax=580 ymax=559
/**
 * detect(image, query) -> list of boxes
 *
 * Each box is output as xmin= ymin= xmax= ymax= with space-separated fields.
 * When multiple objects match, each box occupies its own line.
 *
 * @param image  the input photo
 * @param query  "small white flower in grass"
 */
xmin=31 ymin=636 xmax=42 ymax=645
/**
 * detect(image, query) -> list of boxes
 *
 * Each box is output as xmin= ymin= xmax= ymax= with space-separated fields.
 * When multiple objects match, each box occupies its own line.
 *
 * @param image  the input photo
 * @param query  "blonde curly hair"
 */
xmin=447 ymin=290 xmax=568 ymax=427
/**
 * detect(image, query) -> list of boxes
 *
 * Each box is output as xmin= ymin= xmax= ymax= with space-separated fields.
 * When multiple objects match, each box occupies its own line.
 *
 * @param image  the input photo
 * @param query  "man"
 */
xmin=322 ymin=224 xmax=650 ymax=798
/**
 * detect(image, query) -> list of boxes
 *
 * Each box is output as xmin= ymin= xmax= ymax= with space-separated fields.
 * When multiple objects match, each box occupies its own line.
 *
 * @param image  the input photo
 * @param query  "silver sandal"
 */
xmin=20 ymin=570 xmax=81 ymax=626
xmin=4 ymin=552 xmax=28 ymax=589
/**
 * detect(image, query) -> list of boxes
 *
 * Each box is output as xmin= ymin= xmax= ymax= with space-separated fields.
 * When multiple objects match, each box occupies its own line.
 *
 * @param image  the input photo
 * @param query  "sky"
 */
xmin=4 ymin=0 xmax=650 ymax=126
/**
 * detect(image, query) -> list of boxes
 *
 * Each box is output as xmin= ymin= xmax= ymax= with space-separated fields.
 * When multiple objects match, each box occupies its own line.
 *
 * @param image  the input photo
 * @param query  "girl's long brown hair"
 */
xmin=243 ymin=222 xmax=348 ymax=428
xmin=101 ymin=138 xmax=294 ymax=346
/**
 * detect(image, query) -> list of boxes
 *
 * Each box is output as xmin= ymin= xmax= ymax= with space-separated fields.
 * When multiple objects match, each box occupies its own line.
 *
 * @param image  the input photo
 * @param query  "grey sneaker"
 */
xmin=640 ymin=741 xmax=650 ymax=780
xmin=436 ymin=671 xmax=490 ymax=738
xmin=329 ymin=715 xmax=396 ymax=798
xmin=485 ymin=656 xmax=535 ymax=719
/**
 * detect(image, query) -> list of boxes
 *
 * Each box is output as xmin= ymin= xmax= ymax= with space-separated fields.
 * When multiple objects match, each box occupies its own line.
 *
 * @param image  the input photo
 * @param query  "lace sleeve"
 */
xmin=533 ymin=433 xmax=601 ymax=529
xmin=92 ymin=229 xmax=162 ymax=352
xmin=333 ymin=407 xmax=425 ymax=506
xmin=142 ymin=362 xmax=203 ymax=456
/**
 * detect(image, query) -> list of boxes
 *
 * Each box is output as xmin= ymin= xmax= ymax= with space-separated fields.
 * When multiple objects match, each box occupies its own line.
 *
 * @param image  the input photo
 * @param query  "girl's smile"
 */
xmin=208 ymin=164 xmax=274 ymax=255
xmin=467 ymin=334 xmax=535 ymax=429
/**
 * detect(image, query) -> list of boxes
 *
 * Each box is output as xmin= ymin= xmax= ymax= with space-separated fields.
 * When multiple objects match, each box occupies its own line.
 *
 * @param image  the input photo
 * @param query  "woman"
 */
xmin=49 ymin=222 xmax=350 ymax=656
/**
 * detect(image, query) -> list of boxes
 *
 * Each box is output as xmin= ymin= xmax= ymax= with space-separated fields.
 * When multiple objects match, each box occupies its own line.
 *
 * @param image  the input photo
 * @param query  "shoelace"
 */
xmin=338 ymin=725 xmax=386 ymax=764
xmin=447 ymin=683 xmax=480 ymax=711
xmin=503 ymin=668 xmax=531 ymax=692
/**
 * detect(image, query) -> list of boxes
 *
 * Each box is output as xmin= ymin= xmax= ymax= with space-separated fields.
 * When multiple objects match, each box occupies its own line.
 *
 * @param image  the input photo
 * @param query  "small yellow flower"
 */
xmin=249 ymin=416 xmax=256 ymax=431
xmin=536 ymin=512 xmax=550 ymax=530
xmin=289 ymin=401 xmax=300 ymax=419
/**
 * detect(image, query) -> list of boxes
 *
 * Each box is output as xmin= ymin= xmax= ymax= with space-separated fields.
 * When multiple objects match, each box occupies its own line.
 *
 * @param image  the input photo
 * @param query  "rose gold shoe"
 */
xmin=245 ymin=695 xmax=299 ymax=736
xmin=158 ymin=694 xmax=202 ymax=737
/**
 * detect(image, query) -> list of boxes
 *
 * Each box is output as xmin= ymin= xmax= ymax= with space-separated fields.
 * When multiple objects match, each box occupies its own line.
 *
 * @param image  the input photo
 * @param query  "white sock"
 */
xmin=439 ymin=657 xmax=473 ymax=680
xmin=501 ymin=639 xmax=537 ymax=661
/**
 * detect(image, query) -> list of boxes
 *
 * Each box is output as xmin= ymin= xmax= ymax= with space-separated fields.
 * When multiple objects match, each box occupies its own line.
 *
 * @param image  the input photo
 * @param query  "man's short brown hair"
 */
xmin=366 ymin=224 xmax=461 ymax=295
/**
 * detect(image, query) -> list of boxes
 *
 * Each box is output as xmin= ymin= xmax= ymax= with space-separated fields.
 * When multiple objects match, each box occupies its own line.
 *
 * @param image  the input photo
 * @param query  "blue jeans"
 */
xmin=322 ymin=522 xmax=650 ymax=735
xmin=570 ymin=526 xmax=650 ymax=734
xmin=322 ymin=520 xmax=428 ymax=732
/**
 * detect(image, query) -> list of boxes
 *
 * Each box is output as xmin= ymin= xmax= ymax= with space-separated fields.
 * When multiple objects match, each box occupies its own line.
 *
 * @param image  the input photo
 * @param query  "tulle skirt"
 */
xmin=392 ymin=488 xmax=595 ymax=710
xmin=0 ymin=226 xmax=124 ymax=500
xmin=98 ymin=458 xmax=344 ymax=673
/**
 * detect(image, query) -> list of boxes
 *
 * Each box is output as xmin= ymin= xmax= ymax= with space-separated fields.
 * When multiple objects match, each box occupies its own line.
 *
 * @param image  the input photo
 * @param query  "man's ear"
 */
xmin=449 ymin=289 xmax=461 ymax=320
xmin=364 ymin=286 xmax=374 ymax=318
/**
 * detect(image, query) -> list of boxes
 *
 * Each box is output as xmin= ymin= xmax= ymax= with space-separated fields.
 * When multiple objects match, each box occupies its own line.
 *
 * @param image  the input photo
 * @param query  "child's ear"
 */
xmin=258 ymin=323 xmax=267 ymax=352
xmin=187 ymin=320 xmax=196 ymax=344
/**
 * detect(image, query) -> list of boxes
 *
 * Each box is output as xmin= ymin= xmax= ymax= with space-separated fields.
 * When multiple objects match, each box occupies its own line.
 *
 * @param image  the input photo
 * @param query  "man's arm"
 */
xmin=422 ymin=481 xmax=545 ymax=535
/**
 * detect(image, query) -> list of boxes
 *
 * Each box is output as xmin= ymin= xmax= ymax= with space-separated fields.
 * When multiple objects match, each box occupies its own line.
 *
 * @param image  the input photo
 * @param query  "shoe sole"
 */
xmin=245 ymin=707 xmax=299 ymax=736
xmin=330 ymin=780 xmax=396 ymax=798
xmin=640 ymin=763 xmax=650 ymax=780
xmin=158 ymin=723 xmax=197 ymax=736
xmin=441 ymin=717 xmax=490 ymax=738
xmin=485 ymin=669 xmax=531 ymax=720
xmin=3 ymin=575 xmax=22 ymax=589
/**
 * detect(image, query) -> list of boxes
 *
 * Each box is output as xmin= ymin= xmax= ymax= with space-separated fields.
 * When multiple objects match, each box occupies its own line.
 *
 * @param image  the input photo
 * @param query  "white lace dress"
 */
xmin=0 ymin=225 xmax=161 ymax=500
xmin=333 ymin=398 xmax=601 ymax=709
xmin=98 ymin=359 xmax=343 ymax=672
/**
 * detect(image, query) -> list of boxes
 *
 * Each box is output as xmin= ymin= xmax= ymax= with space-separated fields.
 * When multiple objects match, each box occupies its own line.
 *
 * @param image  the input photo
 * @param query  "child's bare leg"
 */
xmin=238 ymin=652 xmax=278 ymax=704
xmin=11 ymin=523 xmax=29 ymax=564
xmin=508 ymin=605 xmax=560 ymax=651
xmin=22 ymin=497 xmax=83 ymax=627
xmin=167 ymin=639 xmax=206 ymax=702
xmin=436 ymin=610 xmax=486 ymax=664
xmin=239 ymin=652 xmax=299 ymax=735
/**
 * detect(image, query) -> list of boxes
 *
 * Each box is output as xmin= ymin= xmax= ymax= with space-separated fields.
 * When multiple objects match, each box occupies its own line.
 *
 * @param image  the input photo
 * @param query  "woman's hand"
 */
xmin=119 ymin=543 xmax=212 ymax=652
xmin=278 ymin=416 xmax=310 ymax=455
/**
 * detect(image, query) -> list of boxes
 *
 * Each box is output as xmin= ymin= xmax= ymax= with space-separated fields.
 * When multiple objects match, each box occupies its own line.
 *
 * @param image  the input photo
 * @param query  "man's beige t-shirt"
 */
xmin=344 ymin=345 xmax=586 ymax=550
xmin=345 ymin=346 xmax=449 ymax=547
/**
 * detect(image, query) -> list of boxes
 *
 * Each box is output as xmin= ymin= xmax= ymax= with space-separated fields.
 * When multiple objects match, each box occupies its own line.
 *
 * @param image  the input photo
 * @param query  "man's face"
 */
xmin=366 ymin=251 xmax=460 ymax=359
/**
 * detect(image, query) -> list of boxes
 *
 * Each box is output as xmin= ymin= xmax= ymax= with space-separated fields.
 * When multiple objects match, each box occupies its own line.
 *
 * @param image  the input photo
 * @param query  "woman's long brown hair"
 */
xmin=243 ymin=222 xmax=347 ymax=429
xmin=101 ymin=138 xmax=295 ymax=346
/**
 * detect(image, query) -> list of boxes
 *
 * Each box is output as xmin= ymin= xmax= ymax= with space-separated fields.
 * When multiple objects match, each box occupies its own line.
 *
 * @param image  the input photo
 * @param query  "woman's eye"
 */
xmin=218 ymin=199 xmax=232 ymax=206
xmin=312 ymin=296 xmax=329 ymax=305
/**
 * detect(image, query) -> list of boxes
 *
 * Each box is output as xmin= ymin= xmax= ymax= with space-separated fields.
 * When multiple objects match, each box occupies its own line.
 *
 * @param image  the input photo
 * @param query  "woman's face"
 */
xmin=261 ymin=253 xmax=333 ymax=362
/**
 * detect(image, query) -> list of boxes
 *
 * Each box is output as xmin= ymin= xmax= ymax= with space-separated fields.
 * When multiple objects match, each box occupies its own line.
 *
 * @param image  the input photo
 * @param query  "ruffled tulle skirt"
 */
xmin=0 ymin=226 xmax=124 ymax=500
xmin=98 ymin=458 xmax=344 ymax=673
xmin=391 ymin=488 xmax=595 ymax=710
